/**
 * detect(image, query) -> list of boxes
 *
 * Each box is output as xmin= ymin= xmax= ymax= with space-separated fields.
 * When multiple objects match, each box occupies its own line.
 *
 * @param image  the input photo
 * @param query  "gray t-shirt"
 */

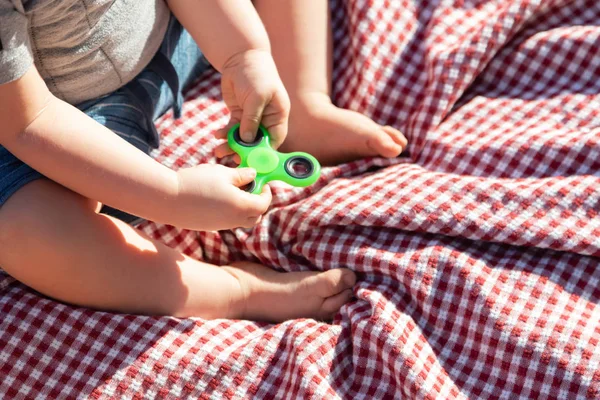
xmin=0 ymin=0 xmax=170 ymax=104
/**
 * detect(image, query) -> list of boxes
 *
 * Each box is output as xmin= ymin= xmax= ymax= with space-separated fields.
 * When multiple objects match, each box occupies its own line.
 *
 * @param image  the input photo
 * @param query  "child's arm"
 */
xmin=166 ymin=0 xmax=270 ymax=71
xmin=166 ymin=0 xmax=290 ymax=148
xmin=0 ymin=67 xmax=271 ymax=230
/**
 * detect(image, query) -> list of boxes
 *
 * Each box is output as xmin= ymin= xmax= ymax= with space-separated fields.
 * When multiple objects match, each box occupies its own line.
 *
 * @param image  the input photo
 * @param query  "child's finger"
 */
xmin=240 ymin=95 xmax=266 ymax=143
xmin=219 ymin=154 xmax=242 ymax=167
xmin=260 ymin=90 xmax=290 ymax=149
xmin=241 ymin=184 xmax=272 ymax=216
xmin=214 ymin=143 xmax=236 ymax=159
xmin=244 ymin=215 xmax=263 ymax=228
xmin=264 ymin=121 xmax=288 ymax=149
xmin=256 ymin=184 xmax=272 ymax=213
xmin=213 ymin=129 xmax=227 ymax=140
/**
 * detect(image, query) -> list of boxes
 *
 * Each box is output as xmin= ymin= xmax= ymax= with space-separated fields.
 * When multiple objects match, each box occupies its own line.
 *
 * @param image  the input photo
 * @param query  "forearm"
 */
xmin=166 ymin=0 xmax=271 ymax=71
xmin=2 ymin=96 xmax=178 ymax=223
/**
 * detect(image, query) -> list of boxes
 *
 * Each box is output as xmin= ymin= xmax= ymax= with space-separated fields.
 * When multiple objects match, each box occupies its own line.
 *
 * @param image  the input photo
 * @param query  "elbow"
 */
xmin=0 ymin=66 xmax=55 ymax=146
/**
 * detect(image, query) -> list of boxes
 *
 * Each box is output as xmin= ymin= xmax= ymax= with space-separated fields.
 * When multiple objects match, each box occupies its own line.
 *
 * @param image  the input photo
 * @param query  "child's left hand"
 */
xmin=216 ymin=49 xmax=290 ymax=159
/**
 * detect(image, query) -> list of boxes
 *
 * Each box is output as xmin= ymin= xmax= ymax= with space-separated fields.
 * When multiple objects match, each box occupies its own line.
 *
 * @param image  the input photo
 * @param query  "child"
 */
xmin=0 ymin=0 xmax=405 ymax=321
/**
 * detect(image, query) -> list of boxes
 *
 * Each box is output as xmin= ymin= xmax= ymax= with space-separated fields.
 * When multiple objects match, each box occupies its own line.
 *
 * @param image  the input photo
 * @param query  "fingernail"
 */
xmin=241 ymin=132 xmax=255 ymax=142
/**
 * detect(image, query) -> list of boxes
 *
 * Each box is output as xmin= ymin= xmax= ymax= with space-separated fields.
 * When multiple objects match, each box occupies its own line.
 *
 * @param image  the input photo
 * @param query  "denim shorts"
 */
xmin=0 ymin=17 xmax=209 ymax=224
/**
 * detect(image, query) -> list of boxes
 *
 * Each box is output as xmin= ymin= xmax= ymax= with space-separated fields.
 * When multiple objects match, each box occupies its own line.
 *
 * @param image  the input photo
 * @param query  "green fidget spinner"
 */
xmin=228 ymin=123 xmax=321 ymax=194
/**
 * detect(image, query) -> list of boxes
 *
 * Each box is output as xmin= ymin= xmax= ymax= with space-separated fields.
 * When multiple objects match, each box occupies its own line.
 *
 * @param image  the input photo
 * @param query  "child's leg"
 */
xmin=254 ymin=0 xmax=407 ymax=165
xmin=0 ymin=179 xmax=354 ymax=321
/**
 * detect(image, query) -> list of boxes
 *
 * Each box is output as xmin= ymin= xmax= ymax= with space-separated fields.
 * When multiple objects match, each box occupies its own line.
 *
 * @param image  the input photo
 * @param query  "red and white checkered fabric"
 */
xmin=2 ymin=0 xmax=600 ymax=398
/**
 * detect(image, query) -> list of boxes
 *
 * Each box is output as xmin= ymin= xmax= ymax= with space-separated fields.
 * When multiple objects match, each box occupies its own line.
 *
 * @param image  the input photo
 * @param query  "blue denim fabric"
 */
xmin=0 ymin=17 xmax=209 ymax=223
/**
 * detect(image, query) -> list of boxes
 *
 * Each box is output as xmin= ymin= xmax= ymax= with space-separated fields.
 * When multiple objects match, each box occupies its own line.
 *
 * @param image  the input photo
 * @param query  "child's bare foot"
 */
xmin=223 ymin=262 xmax=356 ymax=322
xmin=279 ymin=92 xmax=407 ymax=165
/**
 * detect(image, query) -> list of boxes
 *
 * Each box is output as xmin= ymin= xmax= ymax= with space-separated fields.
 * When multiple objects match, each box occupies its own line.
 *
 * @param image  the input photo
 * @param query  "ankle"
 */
xmin=291 ymin=90 xmax=332 ymax=112
xmin=221 ymin=267 xmax=250 ymax=319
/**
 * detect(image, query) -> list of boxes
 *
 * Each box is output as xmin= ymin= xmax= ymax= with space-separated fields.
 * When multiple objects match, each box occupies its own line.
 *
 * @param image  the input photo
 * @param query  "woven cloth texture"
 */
xmin=2 ymin=0 xmax=600 ymax=398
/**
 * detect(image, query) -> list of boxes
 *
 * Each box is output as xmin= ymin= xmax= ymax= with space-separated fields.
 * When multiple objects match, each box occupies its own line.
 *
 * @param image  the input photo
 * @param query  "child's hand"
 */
xmin=169 ymin=164 xmax=272 ymax=231
xmin=218 ymin=49 xmax=290 ymax=155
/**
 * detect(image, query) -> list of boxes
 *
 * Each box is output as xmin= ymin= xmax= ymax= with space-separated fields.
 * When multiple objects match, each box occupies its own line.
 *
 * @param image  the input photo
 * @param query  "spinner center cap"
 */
xmin=247 ymin=148 xmax=279 ymax=174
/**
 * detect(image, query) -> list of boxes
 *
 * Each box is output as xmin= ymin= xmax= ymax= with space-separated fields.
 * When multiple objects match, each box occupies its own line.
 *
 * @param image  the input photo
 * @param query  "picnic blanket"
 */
xmin=2 ymin=0 xmax=600 ymax=398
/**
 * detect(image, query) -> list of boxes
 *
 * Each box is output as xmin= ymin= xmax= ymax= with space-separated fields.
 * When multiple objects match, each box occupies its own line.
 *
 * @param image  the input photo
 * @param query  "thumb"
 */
xmin=229 ymin=167 xmax=257 ymax=187
xmin=240 ymin=95 xmax=266 ymax=143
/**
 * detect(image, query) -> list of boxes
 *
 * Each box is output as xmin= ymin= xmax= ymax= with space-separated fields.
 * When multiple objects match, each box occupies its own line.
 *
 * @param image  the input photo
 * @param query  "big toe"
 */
xmin=382 ymin=125 xmax=408 ymax=148
xmin=367 ymin=126 xmax=406 ymax=158
xmin=313 ymin=268 xmax=356 ymax=298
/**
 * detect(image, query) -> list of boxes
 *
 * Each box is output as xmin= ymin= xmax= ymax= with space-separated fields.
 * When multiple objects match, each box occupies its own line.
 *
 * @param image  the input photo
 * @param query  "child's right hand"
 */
xmin=167 ymin=164 xmax=271 ymax=231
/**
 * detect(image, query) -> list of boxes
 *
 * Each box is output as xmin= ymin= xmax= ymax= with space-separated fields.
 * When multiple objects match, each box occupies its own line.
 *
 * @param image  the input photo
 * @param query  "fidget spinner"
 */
xmin=228 ymin=124 xmax=321 ymax=194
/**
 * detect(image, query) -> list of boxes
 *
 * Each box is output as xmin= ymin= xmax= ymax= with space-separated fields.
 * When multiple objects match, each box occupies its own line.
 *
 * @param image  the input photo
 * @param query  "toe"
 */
xmin=320 ymin=288 xmax=354 ymax=317
xmin=367 ymin=130 xmax=404 ymax=158
xmin=313 ymin=269 xmax=356 ymax=298
xmin=382 ymin=125 xmax=408 ymax=148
